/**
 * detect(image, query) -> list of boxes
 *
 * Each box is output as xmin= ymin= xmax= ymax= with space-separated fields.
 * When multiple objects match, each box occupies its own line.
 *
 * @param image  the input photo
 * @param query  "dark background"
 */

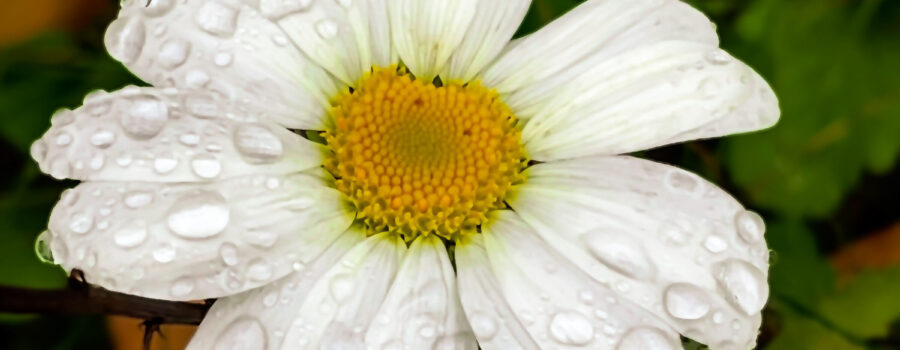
xmin=1 ymin=0 xmax=899 ymax=349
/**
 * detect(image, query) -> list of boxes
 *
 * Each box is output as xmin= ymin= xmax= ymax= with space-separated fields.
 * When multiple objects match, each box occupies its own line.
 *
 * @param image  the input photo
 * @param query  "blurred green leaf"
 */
xmin=766 ymin=304 xmax=864 ymax=350
xmin=767 ymin=220 xmax=836 ymax=307
xmin=819 ymin=268 xmax=900 ymax=339
xmin=721 ymin=0 xmax=900 ymax=217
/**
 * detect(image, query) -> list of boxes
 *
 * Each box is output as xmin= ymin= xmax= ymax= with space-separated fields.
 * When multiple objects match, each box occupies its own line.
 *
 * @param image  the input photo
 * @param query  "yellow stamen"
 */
xmin=324 ymin=67 xmax=527 ymax=241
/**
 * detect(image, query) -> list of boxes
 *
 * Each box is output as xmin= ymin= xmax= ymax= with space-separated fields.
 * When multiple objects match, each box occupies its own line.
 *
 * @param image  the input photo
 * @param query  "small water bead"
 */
xmin=157 ymin=38 xmax=191 ymax=68
xmin=583 ymin=230 xmax=656 ymax=280
xmin=89 ymin=154 xmax=105 ymax=170
xmin=90 ymin=129 xmax=116 ymax=148
xmin=170 ymin=277 xmax=195 ymax=297
xmin=55 ymin=131 xmax=73 ymax=146
xmin=214 ymin=52 xmax=233 ymax=67
xmin=185 ymin=70 xmax=211 ymax=87
xmin=263 ymin=290 xmax=279 ymax=307
xmin=105 ymin=16 xmax=146 ymax=64
xmin=735 ymin=210 xmax=765 ymax=243
xmin=703 ymin=235 xmax=728 ymax=253
xmin=35 ymin=231 xmax=54 ymax=263
xmin=219 ymin=243 xmax=239 ymax=266
xmin=123 ymin=191 xmax=153 ymax=209
xmin=195 ymin=1 xmax=239 ymax=37
xmin=329 ymin=274 xmax=356 ymax=303
xmin=242 ymin=230 xmax=278 ymax=248
xmin=617 ymin=327 xmax=676 ymax=350
xmin=713 ymin=259 xmax=768 ymax=315
xmin=113 ymin=225 xmax=148 ymax=248
xmin=315 ymin=19 xmax=338 ymax=39
xmin=121 ymin=96 xmax=168 ymax=139
xmin=179 ymin=132 xmax=200 ymax=146
xmin=234 ymin=124 xmax=284 ymax=163
xmin=49 ymin=238 xmax=69 ymax=265
xmin=153 ymin=154 xmax=178 ymax=174
xmin=663 ymin=283 xmax=711 ymax=320
xmin=166 ymin=191 xmax=230 ymax=239
xmin=69 ymin=212 xmax=94 ymax=234
xmin=664 ymin=169 xmax=702 ymax=195
xmin=705 ymin=50 xmax=733 ymax=65
xmin=191 ymin=154 xmax=223 ymax=179
xmin=247 ymin=259 xmax=273 ymax=281
xmin=548 ymin=312 xmax=594 ymax=345
xmin=153 ymin=244 xmax=176 ymax=263
xmin=468 ymin=313 xmax=498 ymax=340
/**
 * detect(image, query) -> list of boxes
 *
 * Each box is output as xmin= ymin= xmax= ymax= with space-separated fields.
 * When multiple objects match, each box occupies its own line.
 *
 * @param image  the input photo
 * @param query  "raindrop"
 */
xmin=105 ymin=16 xmax=146 ymax=63
xmin=186 ymin=70 xmax=211 ymax=87
xmin=153 ymin=244 xmax=176 ymax=263
xmin=703 ymin=235 xmax=728 ymax=253
xmin=664 ymin=283 xmax=710 ymax=320
xmin=583 ymin=229 xmax=655 ymax=280
xmin=166 ymin=191 xmax=230 ymax=239
xmin=548 ymin=311 xmax=594 ymax=346
xmin=247 ymin=260 xmax=273 ymax=282
xmin=191 ymin=154 xmax=222 ymax=179
xmin=170 ymin=277 xmax=195 ymax=297
xmin=329 ymin=274 xmax=355 ymax=303
xmin=35 ymin=231 xmax=54 ymax=263
xmin=114 ymin=225 xmax=148 ymax=248
xmin=214 ymin=52 xmax=233 ymax=67
xmin=153 ymin=153 xmax=178 ymax=174
xmin=184 ymin=94 xmax=220 ymax=118
xmin=735 ymin=210 xmax=765 ymax=243
xmin=69 ymin=212 xmax=94 ymax=234
xmin=664 ymin=169 xmax=701 ymax=195
xmin=234 ymin=124 xmax=284 ymax=163
xmin=121 ymin=96 xmax=168 ymax=139
xmin=219 ymin=243 xmax=239 ymax=266
xmin=705 ymin=50 xmax=733 ymax=65
xmin=89 ymin=154 xmax=105 ymax=170
xmin=124 ymin=191 xmax=153 ymax=209
xmin=242 ymin=230 xmax=278 ymax=248
xmin=179 ymin=132 xmax=200 ymax=146
xmin=263 ymin=290 xmax=279 ymax=307
xmin=713 ymin=259 xmax=768 ymax=315
xmin=195 ymin=2 xmax=239 ymax=37
xmin=55 ymin=132 xmax=73 ymax=146
xmin=468 ymin=313 xmax=497 ymax=340
xmin=259 ymin=0 xmax=313 ymax=19
xmin=617 ymin=327 xmax=676 ymax=350
xmin=90 ymin=129 xmax=116 ymax=148
xmin=157 ymin=38 xmax=191 ymax=68
xmin=316 ymin=19 xmax=338 ymax=39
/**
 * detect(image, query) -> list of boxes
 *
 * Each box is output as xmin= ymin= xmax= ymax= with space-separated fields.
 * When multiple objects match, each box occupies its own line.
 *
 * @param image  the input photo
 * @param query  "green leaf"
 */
xmin=767 ymin=220 xmax=836 ymax=307
xmin=818 ymin=268 xmax=900 ymax=339
xmin=766 ymin=302 xmax=864 ymax=350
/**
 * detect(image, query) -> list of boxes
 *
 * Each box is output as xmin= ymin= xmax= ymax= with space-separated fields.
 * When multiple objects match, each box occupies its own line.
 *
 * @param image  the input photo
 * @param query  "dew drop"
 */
xmin=124 ymin=191 xmax=153 ymax=209
xmin=153 ymin=244 xmax=176 ymax=263
xmin=247 ymin=259 xmax=273 ymax=281
xmin=166 ymin=191 xmax=230 ymax=239
xmin=219 ymin=242 xmax=239 ymax=266
xmin=179 ymin=132 xmax=200 ymax=146
xmin=329 ymin=274 xmax=355 ymax=303
xmin=713 ymin=259 xmax=768 ymax=315
xmin=114 ymin=224 xmax=148 ymax=248
xmin=468 ymin=313 xmax=497 ymax=340
xmin=170 ymin=277 xmax=195 ymax=297
xmin=35 ymin=231 xmax=55 ymax=263
xmin=191 ymin=154 xmax=222 ymax=179
xmin=242 ymin=230 xmax=278 ymax=248
xmin=89 ymin=154 xmax=105 ymax=170
xmin=735 ymin=210 xmax=765 ymax=243
xmin=214 ymin=52 xmax=233 ymax=67
xmin=548 ymin=311 xmax=594 ymax=346
xmin=195 ymin=2 xmax=239 ymax=37
xmin=153 ymin=153 xmax=179 ymax=174
xmin=663 ymin=283 xmax=710 ymax=320
xmin=157 ymin=38 xmax=191 ymax=68
xmin=703 ymin=235 xmax=728 ymax=253
xmin=263 ymin=290 xmax=279 ymax=307
xmin=617 ymin=327 xmax=676 ymax=350
xmin=583 ymin=229 xmax=655 ymax=280
xmin=316 ymin=19 xmax=338 ymax=39
xmin=664 ymin=169 xmax=701 ymax=195
xmin=184 ymin=94 xmax=220 ymax=118
xmin=234 ymin=124 xmax=284 ymax=163
xmin=105 ymin=16 xmax=146 ymax=64
xmin=69 ymin=212 xmax=94 ymax=234
xmin=259 ymin=0 xmax=313 ymax=19
xmin=55 ymin=131 xmax=73 ymax=146
xmin=49 ymin=157 xmax=71 ymax=179
xmin=705 ymin=50 xmax=733 ymax=65
xmin=90 ymin=129 xmax=116 ymax=148
xmin=121 ymin=96 xmax=168 ymax=139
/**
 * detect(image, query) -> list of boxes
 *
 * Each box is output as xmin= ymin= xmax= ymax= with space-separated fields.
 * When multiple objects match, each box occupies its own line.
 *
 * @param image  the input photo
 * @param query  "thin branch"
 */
xmin=0 ymin=271 xmax=209 ymax=325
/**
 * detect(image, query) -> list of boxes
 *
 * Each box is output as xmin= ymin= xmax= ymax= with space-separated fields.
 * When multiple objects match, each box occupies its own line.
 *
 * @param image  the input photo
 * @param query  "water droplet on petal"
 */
xmin=214 ymin=52 xmax=233 ymax=67
xmin=705 ymin=50 xmax=733 ymax=65
xmin=90 ymin=129 xmax=116 ymax=148
xmin=548 ymin=311 xmax=594 ymax=346
xmin=468 ymin=313 xmax=497 ymax=340
xmin=583 ymin=230 xmax=655 ymax=280
xmin=247 ymin=259 xmax=273 ymax=281
xmin=664 ymin=169 xmax=701 ymax=195
xmin=113 ymin=224 xmax=148 ymax=248
xmin=179 ymin=132 xmax=200 ymax=146
xmin=191 ymin=154 xmax=222 ymax=179
xmin=166 ymin=191 xmax=230 ymax=239
xmin=329 ymin=274 xmax=355 ymax=303
xmin=316 ymin=19 xmax=338 ymax=39
xmin=55 ymin=131 xmax=73 ymax=146
xmin=157 ymin=38 xmax=191 ymax=68
xmin=105 ymin=16 xmax=146 ymax=63
xmin=49 ymin=156 xmax=71 ymax=179
xmin=121 ymin=96 xmax=168 ymax=139
xmin=617 ymin=327 xmax=676 ymax=350
xmin=153 ymin=153 xmax=179 ymax=174
xmin=735 ymin=210 xmax=765 ymax=243
xmin=234 ymin=124 xmax=283 ymax=163
xmin=195 ymin=2 xmax=239 ymax=37
xmin=242 ymin=230 xmax=278 ymax=248
xmin=170 ymin=277 xmax=195 ymax=297
xmin=153 ymin=244 xmax=176 ymax=263
xmin=219 ymin=242 xmax=239 ymax=266
xmin=35 ymin=231 xmax=55 ymax=263
xmin=703 ymin=235 xmax=728 ymax=253
xmin=664 ymin=283 xmax=710 ymax=320
xmin=263 ymin=290 xmax=279 ymax=307
xmin=713 ymin=259 xmax=768 ymax=315
xmin=124 ymin=191 xmax=153 ymax=209
xmin=69 ymin=212 xmax=94 ymax=234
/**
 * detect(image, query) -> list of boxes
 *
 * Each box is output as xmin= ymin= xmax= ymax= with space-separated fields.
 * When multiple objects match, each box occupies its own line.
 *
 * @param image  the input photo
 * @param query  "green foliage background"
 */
xmin=1 ymin=0 xmax=899 ymax=349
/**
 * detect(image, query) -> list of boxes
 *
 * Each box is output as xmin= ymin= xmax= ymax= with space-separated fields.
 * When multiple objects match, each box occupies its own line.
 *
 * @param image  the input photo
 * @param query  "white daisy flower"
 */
xmin=31 ymin=0 xmax=779 ymax=349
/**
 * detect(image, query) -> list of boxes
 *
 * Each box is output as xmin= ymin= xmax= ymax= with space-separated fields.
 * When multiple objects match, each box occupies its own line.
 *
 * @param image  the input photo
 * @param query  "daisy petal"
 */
xmin=186 ymin=226 xmax=366 ymax=350
xmin=443 ymin=0 xmax=531 ymax=82
xmin=509 ymin=156 xmax=770 ymax=349
xmin=366 ymin=235 xmax=477 ymax=349
xmin=456 ymin=235 xmax=541 ymax=350
xmin=389 ymin=0 xmax=479 ymax=80
xmin=31 ymin=87 xmax=324 ymax=182
xmin=106 ymin=0 xmax=336 ymax=129
xmin=281 ymin=233 xmax=406 ymax=349
xmin=272 ymin=0 xmax=393 ymax=85
xmin=480 ymin=210 xmax=682 ymax=349
xmin=45 ymin=172 xmax=354 ymax=300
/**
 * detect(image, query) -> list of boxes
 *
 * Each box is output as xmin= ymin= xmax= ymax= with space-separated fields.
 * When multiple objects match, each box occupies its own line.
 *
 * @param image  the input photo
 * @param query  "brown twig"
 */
xmin=0 ymin=271 xmax=210 ymax=325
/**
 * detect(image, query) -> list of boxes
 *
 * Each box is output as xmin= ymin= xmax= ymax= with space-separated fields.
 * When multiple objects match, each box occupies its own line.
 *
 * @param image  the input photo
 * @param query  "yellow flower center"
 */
xmin=324 ymin=67 xmax=527 ymax=241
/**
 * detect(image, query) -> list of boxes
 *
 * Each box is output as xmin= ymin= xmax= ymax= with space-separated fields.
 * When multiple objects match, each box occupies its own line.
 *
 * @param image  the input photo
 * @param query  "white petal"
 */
xmin=186 ymin=225 xmax=366 ymax=350
xmin=519 ymin=42 xmax=778 ymax=160
xmin=31 ymin=87 xmax=324 ymax=182
xmin=281 ymin=233 xmax=407 ymax=349
xmin=45 ymin=172 xmax=354 ymax=300
xmin=106 ymin=0 xmax=336 ymax=129
xmin=455 ymin=235 xmax=541 ymax=350
xmin=366 ymin=235 xmax=477 ymax=350
xmin=480 ymin=210 xmax=682 ymax=349
xmin=389 ymin=0 xmax=479 ymax=80
xmin=442 ymin=0 xmax=530 ymax=82
xmin=509 ymin=156 xmax=770 ymax=349
xmin=272 ymin=0 xmax=393 ymax=85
